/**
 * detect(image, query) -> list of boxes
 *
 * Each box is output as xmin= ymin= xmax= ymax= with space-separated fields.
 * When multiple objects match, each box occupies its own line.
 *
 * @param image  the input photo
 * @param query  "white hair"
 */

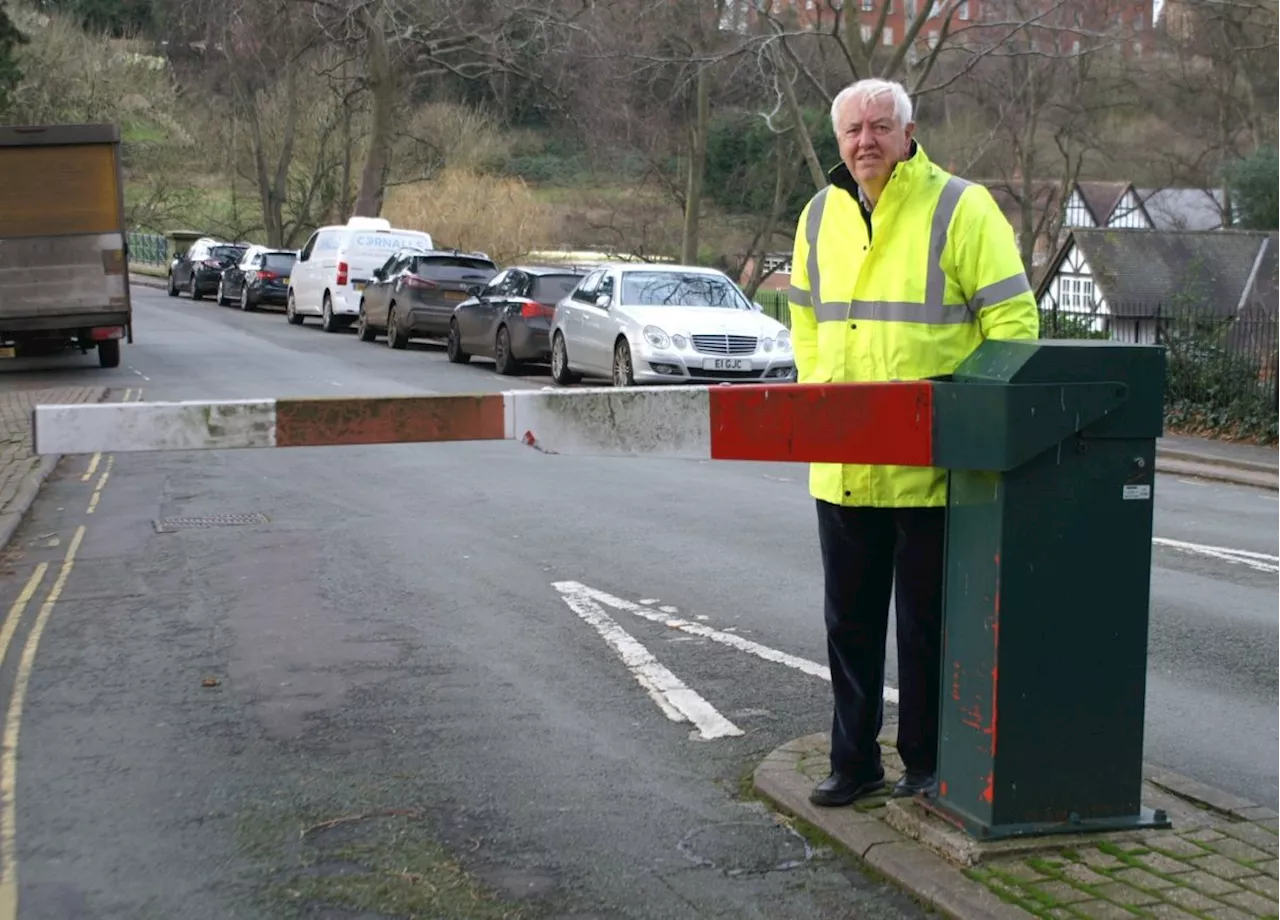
xmin=830 ymin=79 xmax=914 ymax=135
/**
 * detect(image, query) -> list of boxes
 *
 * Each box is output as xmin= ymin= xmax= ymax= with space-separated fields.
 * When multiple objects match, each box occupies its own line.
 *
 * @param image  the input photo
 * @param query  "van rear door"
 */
xmin=343 ymin=229 xmax=435 ymax=291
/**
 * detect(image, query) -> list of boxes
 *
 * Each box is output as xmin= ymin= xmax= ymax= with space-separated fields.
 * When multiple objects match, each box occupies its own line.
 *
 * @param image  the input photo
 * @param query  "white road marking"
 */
xmin=553 ymin=583 xmax=743 ymax=740
xmin=556 ymin=581 xmax=902 ymax=705
xmin=659 ymin=605 xmax=678 ymax=614
xmin=1153 ymin=537 xmax=1279 ymax=573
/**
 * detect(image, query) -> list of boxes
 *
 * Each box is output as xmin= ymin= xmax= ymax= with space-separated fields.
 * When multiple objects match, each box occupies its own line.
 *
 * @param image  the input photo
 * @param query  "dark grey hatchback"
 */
xmin=446 ymin=265 xmax=586 ymax=374
xmin=357 ymin=249 xmax=498 ymax=349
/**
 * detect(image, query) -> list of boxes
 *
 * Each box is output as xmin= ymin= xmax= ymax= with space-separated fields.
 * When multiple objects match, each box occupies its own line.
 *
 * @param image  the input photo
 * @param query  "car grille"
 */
xmin=691 ymin=334 xmax=757 ymax=356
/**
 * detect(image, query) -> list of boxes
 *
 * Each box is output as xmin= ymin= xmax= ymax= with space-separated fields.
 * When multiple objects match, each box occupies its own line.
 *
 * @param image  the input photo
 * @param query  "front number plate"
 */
xmin=703 ymin=357 xmax=750 ymax=371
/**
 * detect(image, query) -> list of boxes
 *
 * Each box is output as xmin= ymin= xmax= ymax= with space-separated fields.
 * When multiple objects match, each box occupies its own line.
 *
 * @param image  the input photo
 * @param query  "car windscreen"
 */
xmin=263 ymin=253 xmax=296 ymax=272
xmin=531 ymin=274 xmax=582 ymax=303
xmin=619 ymin=271 xmax=749 ymax=309
xmin=211 ymin=245 xmax=247 ymax=262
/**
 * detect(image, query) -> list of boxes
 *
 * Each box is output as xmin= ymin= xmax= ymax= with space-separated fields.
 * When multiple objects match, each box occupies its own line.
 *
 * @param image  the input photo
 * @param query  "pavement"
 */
xmin=0 ymin=385 xmax=105 ymax=552
xmin=0 ymin=279 xmax=1269 ymax=919
xmin=755 ymin=727 xmax=1280 ymax=920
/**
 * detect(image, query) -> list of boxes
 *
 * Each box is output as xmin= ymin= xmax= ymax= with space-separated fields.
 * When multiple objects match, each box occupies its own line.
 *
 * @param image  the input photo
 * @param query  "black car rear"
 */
xmin=250 ymin=251 xmax=297 ymax=306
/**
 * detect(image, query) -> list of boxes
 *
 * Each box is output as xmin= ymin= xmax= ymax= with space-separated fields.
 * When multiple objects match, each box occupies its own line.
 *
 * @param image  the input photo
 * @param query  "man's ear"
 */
xmin=904 ymin=121 xmax=916 ymax=145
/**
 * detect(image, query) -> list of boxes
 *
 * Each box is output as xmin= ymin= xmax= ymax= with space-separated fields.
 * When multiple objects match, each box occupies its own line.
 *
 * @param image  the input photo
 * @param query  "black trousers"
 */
xmin=816 ymin=500 xmax=946 ymax=780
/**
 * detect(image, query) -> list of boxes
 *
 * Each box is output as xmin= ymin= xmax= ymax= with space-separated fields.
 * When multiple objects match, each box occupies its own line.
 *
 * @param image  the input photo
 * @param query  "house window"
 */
xmin=959 ymin=1 xmax=970 ymax=19
xmin=883 ymin=26 xmax=895 ymax=43
xmin=1059 ymin=276 xmax=1095 ymax=312
xmin=862 ymin=23 xmax=874 ymax=40
xmin=862 ymin=0 xmax=874 ymax=10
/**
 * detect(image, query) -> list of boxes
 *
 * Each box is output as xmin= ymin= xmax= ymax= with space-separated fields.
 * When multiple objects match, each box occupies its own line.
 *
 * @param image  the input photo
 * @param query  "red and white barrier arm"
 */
xmin=31 ymin=383 xmax=935 ymax=465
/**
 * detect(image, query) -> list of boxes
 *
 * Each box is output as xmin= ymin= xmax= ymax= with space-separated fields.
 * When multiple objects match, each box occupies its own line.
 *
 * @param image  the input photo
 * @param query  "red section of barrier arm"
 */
xmin=707 ymin=382 xmax=935 ymax=465
xmin=275 ymin=395 xmax=507 ymax=448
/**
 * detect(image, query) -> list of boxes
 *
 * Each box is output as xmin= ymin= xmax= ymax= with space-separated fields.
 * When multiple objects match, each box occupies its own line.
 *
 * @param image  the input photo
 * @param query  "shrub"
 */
xmin=381 ymin=168 xmax=554 ymax=265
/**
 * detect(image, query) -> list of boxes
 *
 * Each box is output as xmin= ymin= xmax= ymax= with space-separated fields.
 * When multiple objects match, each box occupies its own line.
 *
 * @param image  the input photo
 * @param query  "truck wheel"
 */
xmin=98 ymin=339 xmax=121 ymax=368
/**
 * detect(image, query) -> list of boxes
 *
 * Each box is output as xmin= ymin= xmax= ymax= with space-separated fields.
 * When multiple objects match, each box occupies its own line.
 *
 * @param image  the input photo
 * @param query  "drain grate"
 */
xmin=153 ymin=512 xmax=270 ymax=533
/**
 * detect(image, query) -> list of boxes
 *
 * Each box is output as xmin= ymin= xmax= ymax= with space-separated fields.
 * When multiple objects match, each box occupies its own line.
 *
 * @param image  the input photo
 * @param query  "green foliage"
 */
xmin=1038 ymin=310 xmax=1111 ymax=340
xmin=0 ymin=3 xmax=26 ymax=116
xmin=1225 ymin=147 xmax=1279 ymax=231
xmin=1161 ymin=315 xmax=1277 ymax=443
xmin=703 ymin=107 xmax=838 ymax=217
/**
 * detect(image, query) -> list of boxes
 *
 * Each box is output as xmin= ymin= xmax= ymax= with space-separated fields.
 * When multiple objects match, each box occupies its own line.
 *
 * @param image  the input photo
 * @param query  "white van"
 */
xmin=287 ymin=217 xmax=435 ymax=331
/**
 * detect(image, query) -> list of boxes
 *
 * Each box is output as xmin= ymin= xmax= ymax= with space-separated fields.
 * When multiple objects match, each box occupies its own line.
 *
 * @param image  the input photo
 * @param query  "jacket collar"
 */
xmin=827 ymin=140 xmax=929 ymax=201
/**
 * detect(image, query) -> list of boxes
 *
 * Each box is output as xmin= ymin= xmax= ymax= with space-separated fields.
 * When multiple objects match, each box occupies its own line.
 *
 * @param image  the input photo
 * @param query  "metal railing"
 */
xmin=127 ymin=232 xmax=169 ymax=267
xmin=1041 ymin=299 xmax=1277 ymax=440
xmin=751 ymin=290 xmax=1275 ymax=439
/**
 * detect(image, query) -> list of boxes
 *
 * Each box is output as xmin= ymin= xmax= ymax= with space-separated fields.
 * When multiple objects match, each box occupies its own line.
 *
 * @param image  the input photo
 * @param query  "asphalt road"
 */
xmin=0 ymin=284 xmax=1275 ymax=919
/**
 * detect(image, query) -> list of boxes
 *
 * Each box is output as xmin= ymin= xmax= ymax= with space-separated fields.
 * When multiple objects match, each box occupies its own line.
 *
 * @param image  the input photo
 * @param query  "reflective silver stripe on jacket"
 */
xmin=804 ymin=175 xmax=1029 ymax=326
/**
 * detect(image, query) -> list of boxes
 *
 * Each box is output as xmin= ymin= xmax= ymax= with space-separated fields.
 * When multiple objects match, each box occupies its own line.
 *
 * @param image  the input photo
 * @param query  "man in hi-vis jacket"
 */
xmin=788 ymin=77 xmax=1039 ymax=807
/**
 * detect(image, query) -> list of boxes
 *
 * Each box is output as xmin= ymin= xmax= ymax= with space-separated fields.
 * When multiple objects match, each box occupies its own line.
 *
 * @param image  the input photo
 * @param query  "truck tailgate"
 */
xmin=0 ymin=127 xmax=128 ymax=324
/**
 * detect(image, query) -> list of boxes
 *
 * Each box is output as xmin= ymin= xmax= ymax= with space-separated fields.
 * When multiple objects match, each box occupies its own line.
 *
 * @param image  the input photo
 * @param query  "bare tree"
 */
xmin=1140 ymin=0 xmax=1278 ymax=222
xmin=959 ymin=0 xmax=1140 ymax=272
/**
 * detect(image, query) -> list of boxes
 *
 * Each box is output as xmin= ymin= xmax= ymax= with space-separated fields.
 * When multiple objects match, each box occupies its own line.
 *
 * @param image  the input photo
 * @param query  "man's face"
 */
xmin=836 ymin=92 xmax=914 ymax=194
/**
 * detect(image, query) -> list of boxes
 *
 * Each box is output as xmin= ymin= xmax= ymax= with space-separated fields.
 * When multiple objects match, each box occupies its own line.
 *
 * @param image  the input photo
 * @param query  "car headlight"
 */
xmin=776 ymin=330 xmax=792 ymax=351
xmin=643 ymin=325 xmax=671 ymax=349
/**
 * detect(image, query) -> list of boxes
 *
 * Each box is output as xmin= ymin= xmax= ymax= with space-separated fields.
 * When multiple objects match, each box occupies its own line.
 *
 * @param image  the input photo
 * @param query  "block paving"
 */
xmin=0 ymin=386 xmax=105 ymax=517
xmin=774 ymin=732 xmax=1279 ymax=920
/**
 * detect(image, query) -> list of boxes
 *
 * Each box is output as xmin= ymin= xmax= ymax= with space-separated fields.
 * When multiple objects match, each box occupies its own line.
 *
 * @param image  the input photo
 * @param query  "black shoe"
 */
xmin=891 ymin=771 xmax=938 ymax=798
xmin=808 ymin=771 xmax=886 ymax=807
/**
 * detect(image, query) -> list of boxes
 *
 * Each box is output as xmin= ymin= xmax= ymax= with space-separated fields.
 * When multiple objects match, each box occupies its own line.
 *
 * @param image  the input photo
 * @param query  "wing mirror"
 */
xmin=467 ymin=285 xmax=483 ymax=297
xmin=594 ymin=293 xmax=612 ymax=309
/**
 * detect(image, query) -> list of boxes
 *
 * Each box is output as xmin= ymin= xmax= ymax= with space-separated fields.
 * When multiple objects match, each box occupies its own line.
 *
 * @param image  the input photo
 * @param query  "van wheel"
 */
xmin=286 ymin=291 xmax=304 ymax=324
xmin=97 ymin=339 xmax=120 ymax=369
xmin=321 ymin=293 xmax=340 ymax=332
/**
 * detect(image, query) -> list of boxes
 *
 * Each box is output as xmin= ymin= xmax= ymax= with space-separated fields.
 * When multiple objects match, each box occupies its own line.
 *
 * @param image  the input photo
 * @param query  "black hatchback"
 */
xmin=219 ymin=248 xmax=297 ymax=310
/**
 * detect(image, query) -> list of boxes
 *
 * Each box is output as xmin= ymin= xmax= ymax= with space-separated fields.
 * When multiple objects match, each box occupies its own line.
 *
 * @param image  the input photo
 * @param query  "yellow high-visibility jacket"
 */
xmin=788 ymin=143 xmax=1040 ymax=508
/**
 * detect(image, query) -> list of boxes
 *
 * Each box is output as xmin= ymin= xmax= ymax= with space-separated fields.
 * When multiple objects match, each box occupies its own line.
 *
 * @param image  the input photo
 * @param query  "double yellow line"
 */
xmin=0 ymin=385 xmax=134 ymax=917
xmin=81 ymin=387 xmax=139 ymax=514
xmin=0 ymin=528 xmax=85 ymax=918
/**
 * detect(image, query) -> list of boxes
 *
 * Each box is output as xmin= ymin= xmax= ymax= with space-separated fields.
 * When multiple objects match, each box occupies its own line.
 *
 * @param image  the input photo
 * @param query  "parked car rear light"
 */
xmin=404 ymin=276 xmax=437 ymax=289
xmin=337 ymin=261 xmax=349 ymax=285
xmin=257 ymin=271 xmax=278 ymax=281
xmin=517 ymin=299 xmax=553 ymax=319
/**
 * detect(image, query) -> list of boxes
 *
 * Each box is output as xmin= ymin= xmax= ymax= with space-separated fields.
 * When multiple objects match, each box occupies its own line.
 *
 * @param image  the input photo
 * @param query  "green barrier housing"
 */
xmin=924 ymin=338 xmax=1170 ymax=840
